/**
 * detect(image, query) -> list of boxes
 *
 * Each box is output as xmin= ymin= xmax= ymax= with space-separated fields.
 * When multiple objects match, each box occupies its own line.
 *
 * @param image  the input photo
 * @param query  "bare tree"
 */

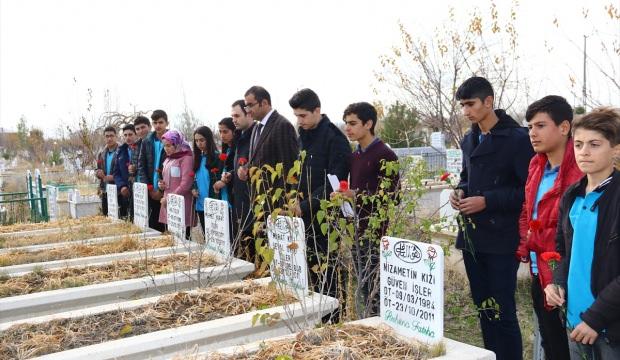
xmin=375 ymin=1 xmax=524 ymax=147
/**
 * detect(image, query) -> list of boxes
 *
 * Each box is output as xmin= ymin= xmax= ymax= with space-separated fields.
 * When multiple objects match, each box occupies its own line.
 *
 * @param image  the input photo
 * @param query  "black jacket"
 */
xmin=456 ymin=109 xmax=534 ymax=254
xmin=553 ymin=170 xmax=620 ymax=342
xmin=232 ymin=124 xmax=254 ymax=232
xmin=96 ymin=145 xmax=119 ymax=192
xmin=298 ymin=115 xmax=351 ymax=221
xmin=137 ymin=131 xmax=166 ymax=186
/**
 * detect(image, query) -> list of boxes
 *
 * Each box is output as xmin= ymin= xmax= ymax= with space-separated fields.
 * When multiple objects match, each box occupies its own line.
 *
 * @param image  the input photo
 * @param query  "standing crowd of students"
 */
xmin=95 ymin=79 xmax=620 ymax=360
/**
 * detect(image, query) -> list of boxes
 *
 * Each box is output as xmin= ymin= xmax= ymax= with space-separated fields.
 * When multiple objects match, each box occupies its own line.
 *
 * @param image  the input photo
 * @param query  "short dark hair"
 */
xmin=343 ymin=102 xmax=378 ymax=135
xmin=122 ymin=124 xmax=136 ymax=134
xmin=455 ymin=76 xmax=494 ymax=102
xmin=151 ymin=110 xmax=168 ymax=122
xmin=103 ymin=126 xmax=116 ymax=134
xmin=133 ymin=116 xmax=151 ymax=127
xmin=289 ymin=88 xmax=321 ymax=111
xmin=572 ymin=107 xmax=620 ymax=146
xmin=525 ymin=95 xmax=573 ymax=125
xmin=231 ymin=100 xmax=247 ymax=115
xmin=244 ymin=86 xmax=271 ymax=105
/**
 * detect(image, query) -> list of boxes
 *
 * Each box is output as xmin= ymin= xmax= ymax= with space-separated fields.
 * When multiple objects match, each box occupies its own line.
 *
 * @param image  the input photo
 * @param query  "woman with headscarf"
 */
xmin=191 ymin=126 xmax=223 ymax=232
xmin=213 ymin=117 xmax=238 ymax=207
xmin=157 ymin=129 xmax=196 ymax=240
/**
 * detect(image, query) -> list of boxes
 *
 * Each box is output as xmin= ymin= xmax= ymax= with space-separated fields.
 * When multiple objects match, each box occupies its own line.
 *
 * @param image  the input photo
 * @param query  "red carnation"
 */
xmin=97 ymin=159 xmax=103 ymax=166
xmin=211 ymin=167 xmax=219 ymax=174
xmin=238 ymin=157 xmax=248 ymax=166
xmin=529 ymin=219 xmax=542 ymax=231
xmin=188 ymin=171 xmax=195 ymax=177
xmin=147 ymin=184 xmax=154 ymax=191
xmin=219 ymin=153 xmax=228 ymax=162
xmin=540 ymin=251 xmax=561 ymax=262
xmin=339 ymin=180 xmax=349 ymax=191
xmin=440 ymin=172 xmax=451 ymax=182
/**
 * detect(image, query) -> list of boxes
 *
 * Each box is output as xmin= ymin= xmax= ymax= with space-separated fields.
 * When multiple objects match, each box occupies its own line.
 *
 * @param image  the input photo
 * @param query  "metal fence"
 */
xmin=0 ymin=170 xmax=48 ymax=225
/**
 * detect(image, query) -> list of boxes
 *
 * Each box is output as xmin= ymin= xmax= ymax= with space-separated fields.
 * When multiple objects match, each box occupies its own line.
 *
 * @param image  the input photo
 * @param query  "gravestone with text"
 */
xmin=133 ymin=183 xmax=148 ymax=229
xmin=204 ymin=198 xmax=231 ymax=258
xmin=446 ymin=149 xmax=463 ymax=176
xmin=106 ymin=184 xmax=119 ymax=220
xmin=380 ymin=236 xmax=444 ymax=344
xmin=267 ymin=215 xmax=308 ymax=299
xmin=166 ymin=194 xmax=185 ymax=242
xmin=47 ymin=185 xmax=58 ymax=221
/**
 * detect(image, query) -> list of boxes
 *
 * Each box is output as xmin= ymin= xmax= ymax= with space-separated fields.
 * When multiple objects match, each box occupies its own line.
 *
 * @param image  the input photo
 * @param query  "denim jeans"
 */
xmin=569 ymin=333 xmax=620 ymax=360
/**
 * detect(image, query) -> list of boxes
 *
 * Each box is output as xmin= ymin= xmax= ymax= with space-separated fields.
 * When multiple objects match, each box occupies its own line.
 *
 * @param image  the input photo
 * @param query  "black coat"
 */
xmin=232 ymin=124 xmax=254 ymax=232
xmin=298 ymin=115 xmax=351 ymax=223
xmin=553 ymin=170 xmax=620 ymax=342
xmin=456 ymin=110 xmax=534 ymax=254
xmin=137 ymin=131 xmax=166 ymax=187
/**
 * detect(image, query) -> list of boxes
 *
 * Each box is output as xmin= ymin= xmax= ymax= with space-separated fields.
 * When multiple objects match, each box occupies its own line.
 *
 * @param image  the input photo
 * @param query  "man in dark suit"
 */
xmin=238 ymin=86 xmax=299 ymax=185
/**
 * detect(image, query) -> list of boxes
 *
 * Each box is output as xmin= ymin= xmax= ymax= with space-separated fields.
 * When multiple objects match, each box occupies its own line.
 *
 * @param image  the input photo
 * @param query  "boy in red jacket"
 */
xmin=516 ymin=95 xmax=582 ymax=359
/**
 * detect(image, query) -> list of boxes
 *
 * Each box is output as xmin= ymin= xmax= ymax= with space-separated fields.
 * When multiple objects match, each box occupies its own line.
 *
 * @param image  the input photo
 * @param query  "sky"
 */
xmin=0 ymin=0 xmax=618 ymax=137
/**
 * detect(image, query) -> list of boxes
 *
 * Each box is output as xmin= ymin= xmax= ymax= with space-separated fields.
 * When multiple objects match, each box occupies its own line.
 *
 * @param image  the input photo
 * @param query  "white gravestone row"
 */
xmin=106 ymin=184 xmax=119 ymax=220
xmin=203 ymin=198 xmax=231 ymax=259
xmin=267 ymin=215 xmax=308 ymax=299
xmin=133 ymin=183 xmax=149 ymax=229
xmin=166 ymin=194 xmax=185 ymax=242
xmin=380 ymin=236 xmax=444 ymax=344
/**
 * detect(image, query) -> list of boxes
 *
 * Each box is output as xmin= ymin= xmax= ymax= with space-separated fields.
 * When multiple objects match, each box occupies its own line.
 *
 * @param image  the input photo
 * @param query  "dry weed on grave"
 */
xmin=0 ymin=216 xmax=111 ymax=234
xmin=0 ymin=282 xmax=295 ymax=360
xmin=185 ymin=324 xmax=436 ymax=360
xmin=0 ymin=222 xmax=141 ymax=248
xmin=0 ymin=252 xmax=218 ymax=297
xmin=0 ymin=236 xmax=174 ymax=267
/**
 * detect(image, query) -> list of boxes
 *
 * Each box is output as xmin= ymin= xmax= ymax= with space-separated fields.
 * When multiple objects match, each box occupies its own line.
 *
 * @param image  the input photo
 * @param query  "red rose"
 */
xmin=147 ymin=184 xmax=154 ymax=191
xmin=427 ymin=246 xmax=437 ymax=260
xmin=219 ymin=153 xmax=228 ymax=162
xmin=211 ymin=167 xmax=219 ymax=174
xmin=440 ymin=172 xmax=451 ymax=182
xmin=540 ymin=251 xmax=561 ymax=263
xmin=238 ymin=157 xmax=248 ymax=166
xmin=339 ymin=180 xmax=349 ymax=191
xmin=529 ymin=220 xmax=542 ymax=231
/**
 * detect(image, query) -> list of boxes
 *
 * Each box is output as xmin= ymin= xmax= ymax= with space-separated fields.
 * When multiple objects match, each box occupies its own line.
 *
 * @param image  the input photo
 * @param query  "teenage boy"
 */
xmin=225 ymin=99 xmax=255 ymax=261
xmin=131 ymin=116 xmax=152 ymax=183
xmin=449 ymin=76 xmax=534 ymax=360
xmin=137 ymin=110 xmax=168 ymax=232
xmin=96 ymin=126 xmax=119 ymax=216
xmin=516 ymin=95 xmax=582 ymax=360
xmin=289 ymin=88 xmax=351 ymax=300
xmin=545 ymin=107 xmax=620 ymax=360
xmin=114 ymin=124 xmax=138 ymax=220
xmin=334 ymin=101 xmax=399 ymax=318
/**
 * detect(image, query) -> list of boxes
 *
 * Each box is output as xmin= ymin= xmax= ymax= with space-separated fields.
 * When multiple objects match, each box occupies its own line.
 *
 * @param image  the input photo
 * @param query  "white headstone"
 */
xmin=267 ymin=215 xmax=308 ymax=299
xmin=167 ymin=194 xmax=185 ymax=242
xmin=47 ymin=185 xmax=58 ymax=221
xmin=446 ymin=149 xmax=463 ymax=175
xmin=106 ymin=184 xmax=119 ymax=220
xmin=204 ymin=198 xmax=231 ymax=258
xmin=430 ymin=132 xmax=446 ymax=150
xmin=380 ymin=236 xmax=444 ymax=344
xmin=133 ymin=183 xmax=148 ymax=229
xmin=439 ymin=189 xmax=458 ymax=231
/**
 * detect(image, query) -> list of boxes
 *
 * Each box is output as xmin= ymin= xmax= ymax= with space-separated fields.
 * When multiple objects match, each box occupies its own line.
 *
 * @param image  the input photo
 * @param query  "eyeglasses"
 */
xmin=244 ymin=102 xmax=258 ymax=111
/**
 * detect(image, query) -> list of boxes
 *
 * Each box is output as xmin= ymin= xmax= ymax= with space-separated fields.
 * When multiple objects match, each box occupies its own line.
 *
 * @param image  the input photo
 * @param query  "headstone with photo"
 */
xmin=166 ymin=194 xmax=185 ymax=242
xmin=203 ymin=198 xmax=231 ymax=258
xmin=380 ymin=236 xmax=444 ymax=344
xmin=133 ymin=182 xmax=148 ymax=229
xmin=106 ymin=184 xmax=119 ymax=220
xmin=267 ymin=215 xmax=308 ymax=299
xmin=445 ymin=149 xmax=463 ymax=176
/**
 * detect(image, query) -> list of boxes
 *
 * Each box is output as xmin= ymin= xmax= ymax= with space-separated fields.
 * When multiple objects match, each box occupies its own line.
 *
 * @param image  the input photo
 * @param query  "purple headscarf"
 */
xmin=162 ymin=130 xmax=191 ymax=152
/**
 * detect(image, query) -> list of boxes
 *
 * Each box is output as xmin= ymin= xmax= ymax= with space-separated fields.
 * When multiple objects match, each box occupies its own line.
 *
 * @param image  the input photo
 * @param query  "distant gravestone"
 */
xmin=430 ymin=132 xmax=446 ymax=150
xmin=133 ymin=183 xmax=148 ymax=229
xmin=446 ymin=149 xmax=463 ymax=176
xmin=380 ymin=236 xmax=444 ymax=344
xmin=47 ymin=185 xmax=58 ymax=221
xmin=106 ymin=184 xmax=119 ymax=220
xmin=267 ymin=215 xmax=308 ymax=299
xmin=167 ymin=194 xmax=185 ymax=242
xmin=204 ymin=198 xmax=231 ymax=258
